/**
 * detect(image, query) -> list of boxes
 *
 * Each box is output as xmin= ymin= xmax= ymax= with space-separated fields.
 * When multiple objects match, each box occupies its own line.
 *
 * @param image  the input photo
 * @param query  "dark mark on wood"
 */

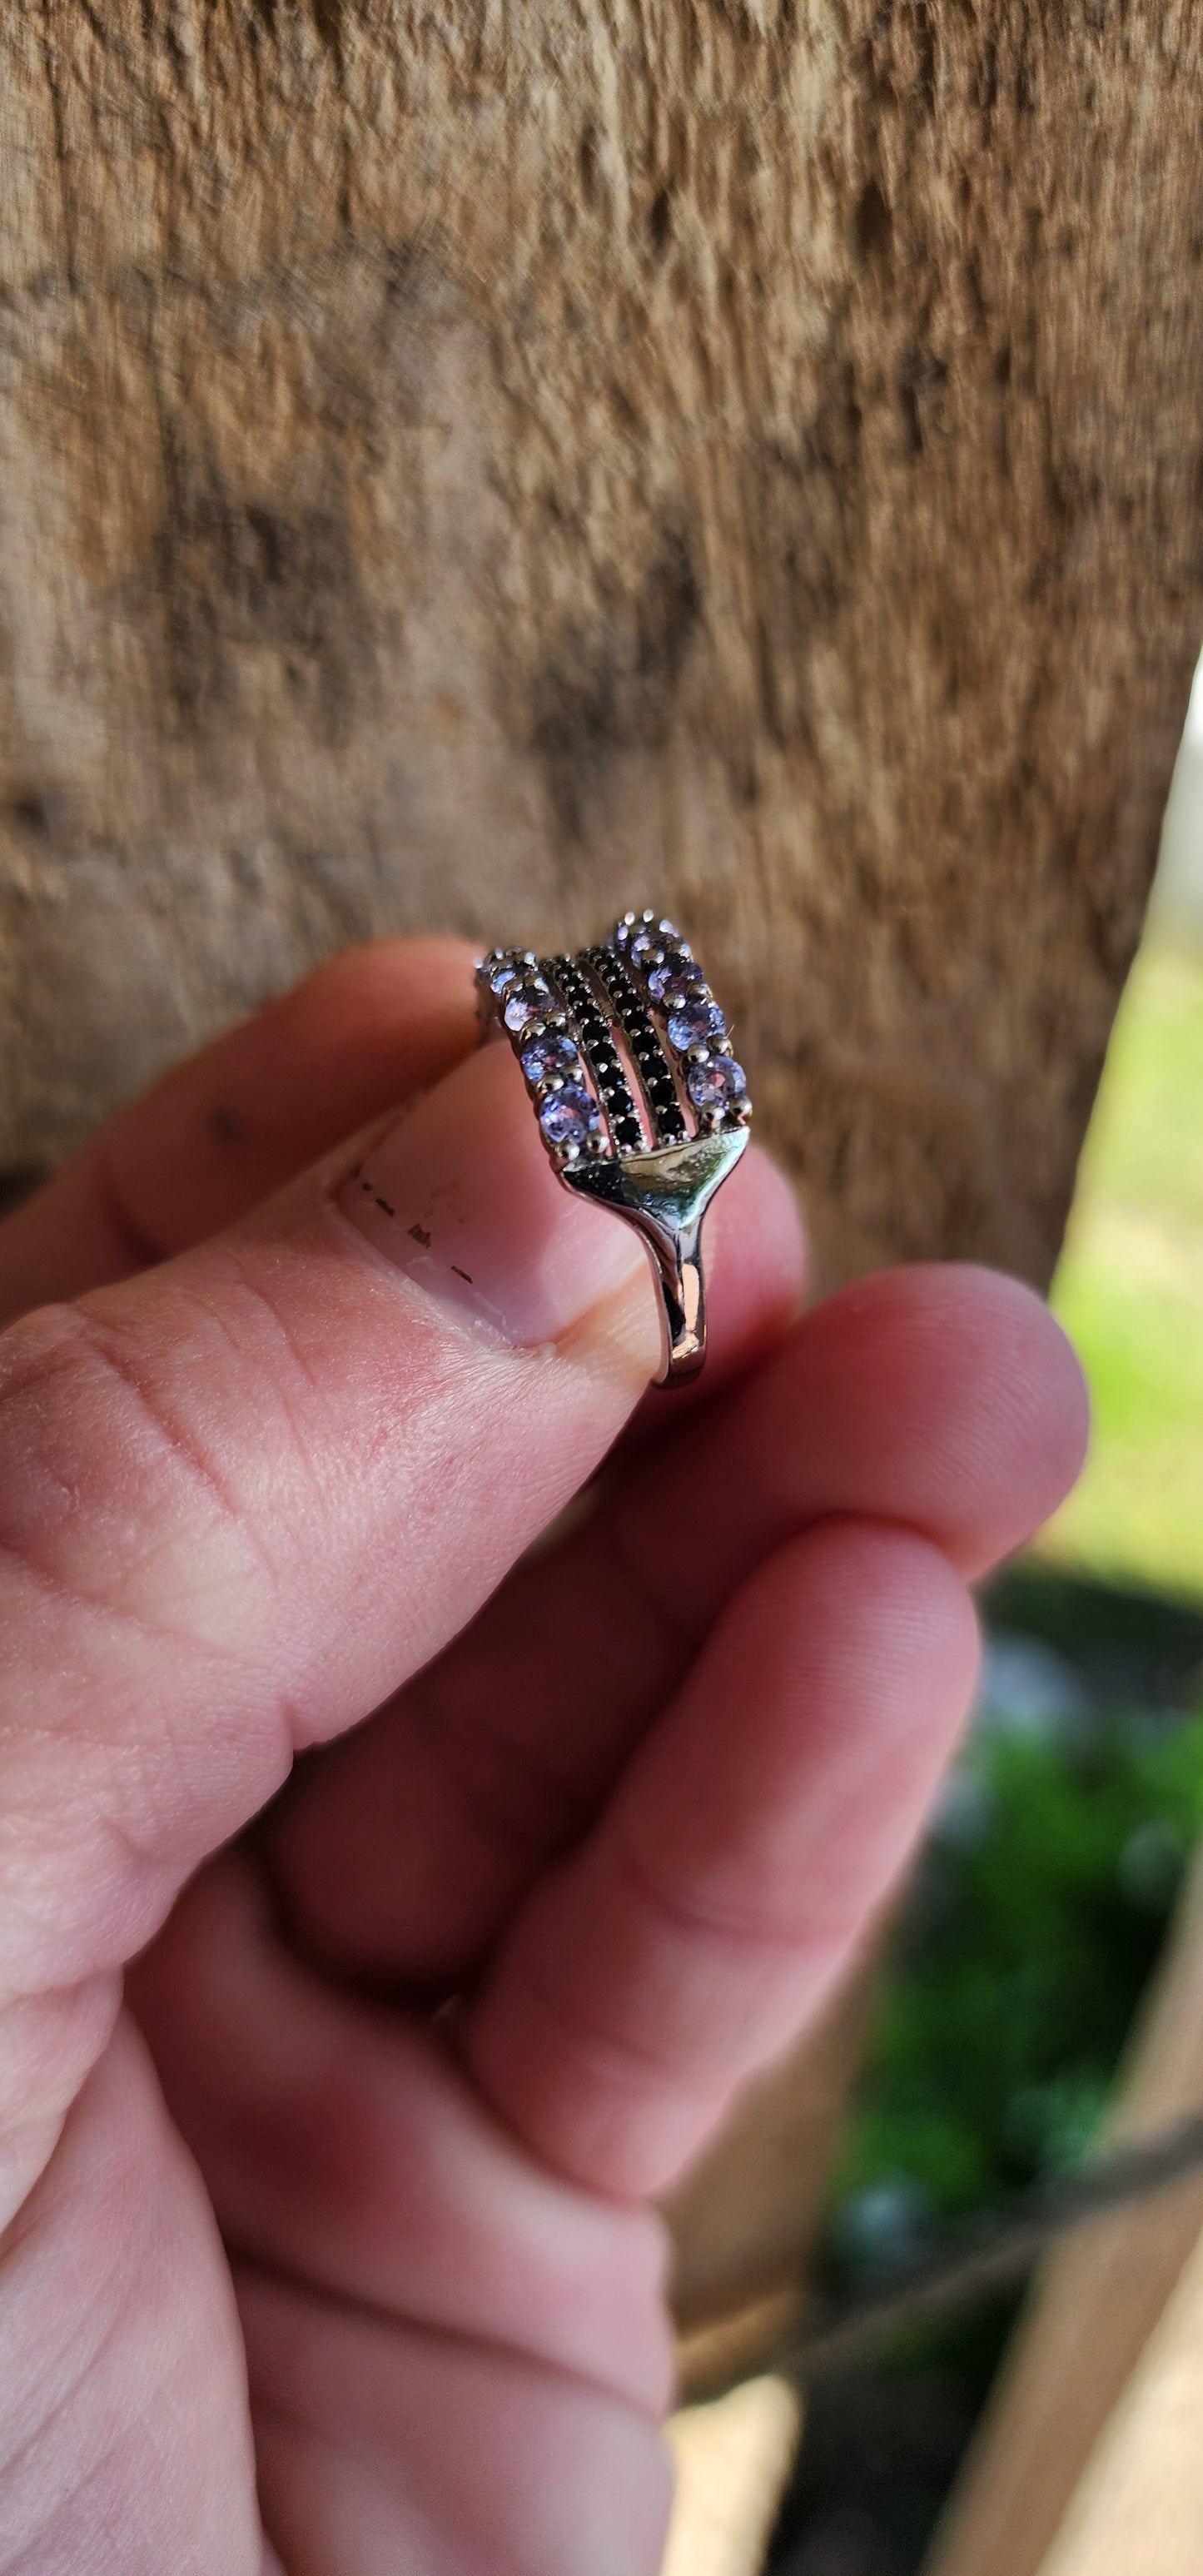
xmin=374 ymin=1195 xmax=395 ymax=1216
xmin=450 ymin=1264 xmax=473 ymax=1283
xmin=408 ymin=1221 xmax=431 ymax=1246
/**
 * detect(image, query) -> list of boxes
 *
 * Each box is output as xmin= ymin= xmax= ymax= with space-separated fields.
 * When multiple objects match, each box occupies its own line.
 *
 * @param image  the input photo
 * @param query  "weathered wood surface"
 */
xmin=1033 ymin=2217 xmax=1203 ymax=2576
xmin=927 ymin=1848 xmax=1203 ymax=2576
xmin=3 ymin=2 xmax=1203 ymax=1289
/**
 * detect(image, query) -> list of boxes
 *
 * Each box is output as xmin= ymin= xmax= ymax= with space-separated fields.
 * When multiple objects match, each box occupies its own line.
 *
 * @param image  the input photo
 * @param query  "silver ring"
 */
xmin=476 ymin=911 xmax=752 ymax=1388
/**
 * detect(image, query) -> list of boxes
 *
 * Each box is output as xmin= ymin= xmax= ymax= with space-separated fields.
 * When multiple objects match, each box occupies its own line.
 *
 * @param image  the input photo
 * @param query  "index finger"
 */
xmin=0 ymin=1020 xmax=803 ymax=2078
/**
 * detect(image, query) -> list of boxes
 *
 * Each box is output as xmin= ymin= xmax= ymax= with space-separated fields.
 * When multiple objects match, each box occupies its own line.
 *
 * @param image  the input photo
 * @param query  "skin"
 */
xmin=0 ymin=940 xmax=1089 ymax=2574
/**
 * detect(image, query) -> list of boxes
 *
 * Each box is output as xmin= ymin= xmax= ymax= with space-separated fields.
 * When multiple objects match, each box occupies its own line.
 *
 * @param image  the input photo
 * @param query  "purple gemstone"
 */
xmin=668 ymin=994 xmax=726 ymax=1051
xmin=633 ymin=916 xmax=679 ymax=963
xmin=521 ymin=1031 xmax=579 ymax=1084
xmin=504 ymin=979 xmax=549 ymax=1032
xmin=538 ymin=1084 xmax=601 ymax=1149
xmin=647 ymin=957 xmax=694 ymax=1005
xmin=687 ymin=1054 xmax=747 ymax=1112
xmin=490 ymin=959 xmax=520 ymax=994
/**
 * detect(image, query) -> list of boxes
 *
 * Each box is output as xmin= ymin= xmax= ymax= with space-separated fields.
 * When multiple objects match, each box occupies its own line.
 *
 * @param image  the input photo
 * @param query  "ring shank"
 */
xmin=476 ymin=921 xmax=751 ymax=1390
xmin=644 ymin=1232 xmax=707 ymax=1386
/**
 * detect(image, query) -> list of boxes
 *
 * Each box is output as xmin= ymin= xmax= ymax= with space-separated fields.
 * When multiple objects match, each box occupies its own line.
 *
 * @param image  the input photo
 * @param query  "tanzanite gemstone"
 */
xmin=504 ymin=978 xmax=549 ymax=1032
xmin=520 ymin=1030 xmax=579 ymax=1083
xmin=668 ymin=994 xmax=726 ymax=1051
xmin=687 ymin=1054 xmax=747 ymax=1111
xmin=620 ymin=913 xmax=679 ymax=961
xmin=647 ymin=957 xmax=694 ymax=1005
xmin=490 ymin=958 xmax=520 ymax=993
xmin=538 ymin=1084 xmax=601 ymax=1149
xmin=629 ymin=918 xmax=674 ymax=968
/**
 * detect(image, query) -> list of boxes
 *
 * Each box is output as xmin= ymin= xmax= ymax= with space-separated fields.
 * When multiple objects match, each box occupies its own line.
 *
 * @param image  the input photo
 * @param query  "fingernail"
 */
xmin=334 ymin=1042 xmax=654 ymax=1351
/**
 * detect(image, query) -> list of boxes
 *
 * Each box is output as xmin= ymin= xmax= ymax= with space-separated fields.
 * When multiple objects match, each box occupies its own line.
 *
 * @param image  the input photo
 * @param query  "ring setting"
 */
xmin=476 ymin=912 xmax=752 ymax=1387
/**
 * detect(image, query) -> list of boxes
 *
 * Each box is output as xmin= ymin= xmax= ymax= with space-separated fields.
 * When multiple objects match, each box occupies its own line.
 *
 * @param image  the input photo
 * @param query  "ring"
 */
xmin=476 ymin=911 xmax=752 ymax=1387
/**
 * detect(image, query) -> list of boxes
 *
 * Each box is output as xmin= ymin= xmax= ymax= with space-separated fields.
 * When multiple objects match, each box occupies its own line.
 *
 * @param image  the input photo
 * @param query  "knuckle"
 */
xmin=0 ymin=1295 xmax=242 ymax=1599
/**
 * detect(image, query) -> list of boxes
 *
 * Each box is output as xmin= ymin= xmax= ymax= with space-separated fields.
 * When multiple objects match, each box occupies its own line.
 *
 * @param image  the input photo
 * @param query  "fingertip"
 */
xmin=883 ymin=1262 xmax=1091 ymax=1560
xmin=964 ymin=1261 xmax=1091 ymax=1514
xmin=804 ymin=1261 xmax=1091 ymax=1577
xmin=296 ymin=936 xmax=481 ymax=1040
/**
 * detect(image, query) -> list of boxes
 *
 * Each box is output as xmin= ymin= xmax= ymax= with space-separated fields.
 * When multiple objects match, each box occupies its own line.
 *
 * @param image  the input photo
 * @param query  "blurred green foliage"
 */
xmin=833 ymin=1712 xmax=1203 ymax=2250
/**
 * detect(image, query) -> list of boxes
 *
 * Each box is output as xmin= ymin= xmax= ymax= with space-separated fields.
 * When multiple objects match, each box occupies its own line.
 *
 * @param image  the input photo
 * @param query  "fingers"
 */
xmin=616 ymin=1261 xmax=1090 ymax=1588
xmin=242 ymin=2270 xmax=673 ymax=2576
xmin=464 ymin=1519 xmax=980 ymax=2198
xmin=129 ymin=1854 xmax=674 ymax=2414
xmin=0 ymin=1037 xmax=666 ymax=2030
xmin=0 ymin=2014 xmax=262 ymax=2569
xmin=0 ymin=1002 xmax=801 ymax=2076
xmin=267 ymin=1264 xmax=1086 ymax=1987
xmin=0 ymin=939 xmax=479 ymax=1325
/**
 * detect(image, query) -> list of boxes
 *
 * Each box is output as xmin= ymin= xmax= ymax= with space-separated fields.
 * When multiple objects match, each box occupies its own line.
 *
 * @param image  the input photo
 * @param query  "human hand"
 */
xmin=0 ymin=941 xmax=1087 ymax=2573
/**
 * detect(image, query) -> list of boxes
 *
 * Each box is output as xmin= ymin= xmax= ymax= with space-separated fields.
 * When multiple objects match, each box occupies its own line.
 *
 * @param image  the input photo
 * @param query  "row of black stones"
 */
xmin=612 ymin=911 xmax=753 ymax=1134
xmin=544 ymin=955 xmax=644 ymax=1156
xmin=585 ymin=945 xmax=688 ymax=1146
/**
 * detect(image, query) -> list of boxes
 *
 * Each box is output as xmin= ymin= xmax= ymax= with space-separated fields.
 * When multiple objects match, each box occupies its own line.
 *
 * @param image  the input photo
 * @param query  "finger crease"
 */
xmin=614 ymin=1825 xmax=816 ymax=1959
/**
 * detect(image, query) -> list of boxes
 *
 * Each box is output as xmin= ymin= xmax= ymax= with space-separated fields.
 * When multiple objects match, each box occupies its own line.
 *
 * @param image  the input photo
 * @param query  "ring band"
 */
xmin=476 ymin=911 xmax=752 ymax=1387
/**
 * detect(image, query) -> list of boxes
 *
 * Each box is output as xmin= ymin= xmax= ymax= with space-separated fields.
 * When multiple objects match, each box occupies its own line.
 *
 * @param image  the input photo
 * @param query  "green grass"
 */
xmin=833 ymin=1719 xmax=1203 ymax=2239
xmin=1045 ymin=938 xmax=1203 ymax=1600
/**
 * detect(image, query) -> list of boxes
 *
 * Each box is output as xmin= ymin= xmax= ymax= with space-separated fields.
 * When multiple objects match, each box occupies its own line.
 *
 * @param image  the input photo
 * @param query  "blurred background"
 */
xmin=762 ymin=666 xmax=1203 ymax=2575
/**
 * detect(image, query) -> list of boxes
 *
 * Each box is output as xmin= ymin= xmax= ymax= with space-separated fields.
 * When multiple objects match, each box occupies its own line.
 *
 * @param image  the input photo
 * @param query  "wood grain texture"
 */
xmin=2 ymin=2 xmax=1201 ymax=1286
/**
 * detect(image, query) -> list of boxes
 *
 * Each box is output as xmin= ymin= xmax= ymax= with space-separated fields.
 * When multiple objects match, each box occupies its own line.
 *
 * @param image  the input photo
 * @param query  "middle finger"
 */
xmin=266 ymin=1261 xmax=1086 ymax=1987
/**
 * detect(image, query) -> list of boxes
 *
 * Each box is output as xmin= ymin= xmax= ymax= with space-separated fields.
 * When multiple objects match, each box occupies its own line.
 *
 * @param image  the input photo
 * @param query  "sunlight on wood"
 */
xmin=1036 ymin=2219 xmax=1203 ymax=2576
xmin=662 ymin=2375 xmax=800 ymax=2576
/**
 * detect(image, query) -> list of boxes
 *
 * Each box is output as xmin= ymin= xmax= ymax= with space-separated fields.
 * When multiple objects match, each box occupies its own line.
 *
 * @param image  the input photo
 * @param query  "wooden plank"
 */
xmin=3 ymin=5 xmax=1203 ymax=1300
xmin=663 ymin=2377 xmax=801 ymax=2576
xmin=1036 ymin=2217 xmax=1203 ymax=2576
xmin=925 ymin=1849 xmax=1203 ymax=2576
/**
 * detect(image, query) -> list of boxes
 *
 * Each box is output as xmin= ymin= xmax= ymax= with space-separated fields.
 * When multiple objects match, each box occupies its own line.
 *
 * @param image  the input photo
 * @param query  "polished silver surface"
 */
xmin=476 ymin=912 xmax=752 ymax=1387
xmin=561 ymin=1128 xmax=749 ymax=1384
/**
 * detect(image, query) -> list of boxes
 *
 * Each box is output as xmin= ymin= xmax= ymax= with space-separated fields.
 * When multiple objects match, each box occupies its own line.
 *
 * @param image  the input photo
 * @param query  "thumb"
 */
xmin=0 ymin=1037 xmax=659 ymax=2111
